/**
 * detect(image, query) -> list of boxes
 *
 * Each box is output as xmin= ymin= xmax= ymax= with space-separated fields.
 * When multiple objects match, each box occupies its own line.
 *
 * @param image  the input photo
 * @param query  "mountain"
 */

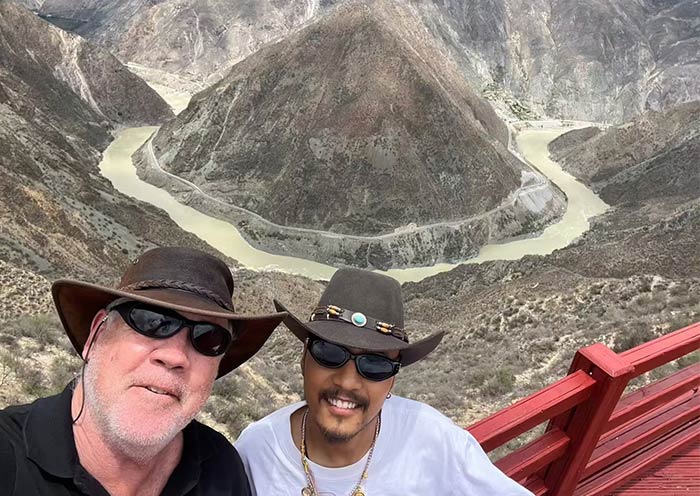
xmin=3 ymin=188 xmax=698 ymax=435
xmin=549 ymin=101 xmax=700 ymax=205
xmin=0 ymin=1 xmax=173 ymax=126
xmin=34 ymin=0 xmax=700 ymax=123
xmin=0 ymin=1 xmax=220 ymax=279
xmin=134 ymin=1 xmax=565 ymax=269
xmin=394 ymin=0 xmax=700 ymax=123
xmin=34 ymin=0 xmax=319 ymax=88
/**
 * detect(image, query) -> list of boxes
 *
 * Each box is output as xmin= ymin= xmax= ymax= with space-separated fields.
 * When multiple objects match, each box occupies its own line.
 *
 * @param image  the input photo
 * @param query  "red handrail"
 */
xmin=620 ymin=322 xmax=700 ymax=376
xmin=469 ymin=370 xmax=596 ymax=452
xmin=468 ymin=321 xmax=700 ymax=495
xmin=606 ymin=363 xmax=699 ymax=432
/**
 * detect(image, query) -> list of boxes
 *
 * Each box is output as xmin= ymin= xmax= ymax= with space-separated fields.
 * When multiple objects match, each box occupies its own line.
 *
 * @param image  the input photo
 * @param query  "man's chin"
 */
xmin=104 ymin=411 xmax=187 ymax=458
xmin=319 ymin=426 xmax=358 ymax=444
xmin=317 ymin=416 xmax=364 ymax=444
xmin=113 ymin=427 xmax=182 ymax=459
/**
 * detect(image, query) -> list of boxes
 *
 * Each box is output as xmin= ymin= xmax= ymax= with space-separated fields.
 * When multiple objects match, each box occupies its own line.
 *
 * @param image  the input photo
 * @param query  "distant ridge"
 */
xmin=34 ymin=0 xmax=319 ymax=87
xmin=33 ymin=0 xmax=700 ymax=123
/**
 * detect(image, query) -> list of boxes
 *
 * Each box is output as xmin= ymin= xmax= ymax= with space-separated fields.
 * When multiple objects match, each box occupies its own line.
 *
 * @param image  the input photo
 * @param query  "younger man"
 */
xmin=236 ymin=268 xmax=532 ymax=495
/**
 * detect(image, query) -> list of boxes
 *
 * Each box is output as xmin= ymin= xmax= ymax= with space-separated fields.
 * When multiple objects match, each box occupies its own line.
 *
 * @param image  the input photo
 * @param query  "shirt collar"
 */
xmin=24 ymin=384 xmax=78 ymax=478
xmin=163 ymin=419 xmax=214 ymax=495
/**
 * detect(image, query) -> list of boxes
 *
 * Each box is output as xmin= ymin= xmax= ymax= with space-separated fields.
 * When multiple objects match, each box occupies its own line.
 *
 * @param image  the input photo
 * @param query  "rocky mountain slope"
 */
xmin=32 ymin=0 xmax=700 ymax=123
xmin=2 ymin=197 xmax=697 ymax=437
xmin=1 ymin=1 xmax=173 ymax=125
xmin=133 ymin=2 xmax=565 ymax=269
xmin=549 ymin=101 xmax=700 ymax=205
xmin=30 ymin=0 xmax=319 ymax=88
xmin=1 ymin=0 xmax=697 ymax=446
xmin=415 ymin=0 xmax=700 ymax=123
xmin=0 ymin=2 xmax=221 ymax=279
xmin=394 ymin=105 xmax=700 ymax=424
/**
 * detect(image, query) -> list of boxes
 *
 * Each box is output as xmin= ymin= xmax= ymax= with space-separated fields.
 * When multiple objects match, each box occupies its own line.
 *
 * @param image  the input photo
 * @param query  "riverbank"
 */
xmin=135 ymin=137 xmax=567 ymax=270
xmin=99 ymin=120 xmax=607 ymax=282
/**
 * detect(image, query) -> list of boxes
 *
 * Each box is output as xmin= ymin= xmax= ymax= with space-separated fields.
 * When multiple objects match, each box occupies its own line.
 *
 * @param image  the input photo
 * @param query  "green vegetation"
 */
xmin=0 ymin=314 xmax=81 ymax=401
xmin=481 ymin=83 xmax=539 ymax=120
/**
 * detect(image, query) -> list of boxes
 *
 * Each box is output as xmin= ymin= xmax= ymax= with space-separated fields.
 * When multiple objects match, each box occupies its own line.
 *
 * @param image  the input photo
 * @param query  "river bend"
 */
xmin=99 ymin=123 xmax=608 ymax=283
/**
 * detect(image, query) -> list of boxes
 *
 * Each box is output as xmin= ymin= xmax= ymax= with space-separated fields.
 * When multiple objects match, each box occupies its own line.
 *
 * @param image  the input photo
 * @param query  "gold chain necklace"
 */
xmin=300 ymin=407 xmax=381 ymax=496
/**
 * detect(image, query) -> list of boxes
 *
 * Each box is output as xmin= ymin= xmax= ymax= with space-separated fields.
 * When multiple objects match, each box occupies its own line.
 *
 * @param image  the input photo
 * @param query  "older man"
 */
xmin=0 ymin=247 xmax=286 ymax=496
xmin=235 ymin=268 xmax=533 ymax=495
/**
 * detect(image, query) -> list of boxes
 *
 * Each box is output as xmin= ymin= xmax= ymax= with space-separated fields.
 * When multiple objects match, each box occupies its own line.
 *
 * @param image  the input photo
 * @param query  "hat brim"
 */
xmin=52 ymin=279 xmax=287 ymax=378
xmin=274 ymin=299 xmax=444 ymax=367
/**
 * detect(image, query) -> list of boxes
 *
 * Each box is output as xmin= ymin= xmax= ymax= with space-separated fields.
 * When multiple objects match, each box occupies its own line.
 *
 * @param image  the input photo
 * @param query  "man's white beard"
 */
xmin=81 ymin=351 xmax=194 ymax=462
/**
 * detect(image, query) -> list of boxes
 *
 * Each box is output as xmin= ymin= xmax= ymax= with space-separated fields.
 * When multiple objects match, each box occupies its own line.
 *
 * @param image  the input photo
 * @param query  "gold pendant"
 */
xmin=352 ymin=489 xmax=366 ymax=496
xmin=301 ymin=487 xmax=314 ymax=496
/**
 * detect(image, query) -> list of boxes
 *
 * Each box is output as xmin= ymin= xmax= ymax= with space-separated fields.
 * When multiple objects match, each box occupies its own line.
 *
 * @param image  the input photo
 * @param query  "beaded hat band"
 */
xmin=310 ymin=304 xmax=409 ymax=343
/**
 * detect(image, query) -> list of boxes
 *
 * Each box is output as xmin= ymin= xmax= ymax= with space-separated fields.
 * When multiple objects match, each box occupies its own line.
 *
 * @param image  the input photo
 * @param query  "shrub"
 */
xmin=482 ymin=368 xmax=515 ymax=397
xmin=613 ymin=322 xmax=657 ymax=352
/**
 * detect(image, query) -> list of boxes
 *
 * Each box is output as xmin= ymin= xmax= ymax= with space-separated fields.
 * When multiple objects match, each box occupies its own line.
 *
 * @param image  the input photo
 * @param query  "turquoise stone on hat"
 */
xmin=351 ymin=312 xmax=367 ymax=327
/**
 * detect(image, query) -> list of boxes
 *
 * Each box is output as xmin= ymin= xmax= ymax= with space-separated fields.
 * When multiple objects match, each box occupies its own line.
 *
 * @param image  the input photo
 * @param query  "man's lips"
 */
xmin=326 ymin=397 xmax=359 ymax=410
xmin=320 ymin=389 xmax=368 ymax=412
xmin=135 ymin=384 xmax=181 ymax=400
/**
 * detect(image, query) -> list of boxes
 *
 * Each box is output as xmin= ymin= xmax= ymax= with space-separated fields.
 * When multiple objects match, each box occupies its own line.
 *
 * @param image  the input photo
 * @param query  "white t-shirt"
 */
xmin=235 ymin=396 xmax=533 ymax=496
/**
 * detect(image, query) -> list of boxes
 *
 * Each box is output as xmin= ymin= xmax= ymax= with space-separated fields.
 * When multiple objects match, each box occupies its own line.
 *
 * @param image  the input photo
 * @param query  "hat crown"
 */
xmin=318 ymin=268 xmax=403 ymax=327
xmin=118 ymin=247 xmax=235 ymax=311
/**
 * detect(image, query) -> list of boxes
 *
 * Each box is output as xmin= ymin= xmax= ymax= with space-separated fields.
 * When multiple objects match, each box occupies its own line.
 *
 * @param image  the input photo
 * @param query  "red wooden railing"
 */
xmin=468 ymin=322 xmax=700 ymax=495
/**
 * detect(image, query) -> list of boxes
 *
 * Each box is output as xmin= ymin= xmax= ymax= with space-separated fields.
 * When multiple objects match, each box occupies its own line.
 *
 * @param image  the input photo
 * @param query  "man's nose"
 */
xmin=332 ymin=357 xmax=364 ymax=389
xmin=150 ymin=327 xmax=191 ymax=370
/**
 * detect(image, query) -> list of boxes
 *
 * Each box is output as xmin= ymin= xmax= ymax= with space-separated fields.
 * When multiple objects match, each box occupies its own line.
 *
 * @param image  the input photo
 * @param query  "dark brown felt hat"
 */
xmin=274 ymin=268 xmax=444 ymax=366
xmin=52 ymin=246 xmax=286 ymax=378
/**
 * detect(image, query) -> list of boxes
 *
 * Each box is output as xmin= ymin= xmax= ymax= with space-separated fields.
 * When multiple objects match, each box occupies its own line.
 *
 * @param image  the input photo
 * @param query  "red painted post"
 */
xmin=544 ymin=343 xmax=635 ymax=495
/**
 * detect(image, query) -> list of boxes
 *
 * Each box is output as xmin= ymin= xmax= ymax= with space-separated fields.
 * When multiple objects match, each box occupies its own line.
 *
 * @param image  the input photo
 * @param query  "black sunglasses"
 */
xmin=307 ymin=338 xmax=401 ymax=382
xmin=109 ymin=301 xmax=235 ymax=357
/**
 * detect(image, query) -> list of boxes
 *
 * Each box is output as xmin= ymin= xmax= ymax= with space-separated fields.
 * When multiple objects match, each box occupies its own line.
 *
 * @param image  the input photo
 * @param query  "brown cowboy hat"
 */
xmin=52 ymin=246 xmax=286 ymax=378
xmin=274 ymin=268 xmax=444 ymax=366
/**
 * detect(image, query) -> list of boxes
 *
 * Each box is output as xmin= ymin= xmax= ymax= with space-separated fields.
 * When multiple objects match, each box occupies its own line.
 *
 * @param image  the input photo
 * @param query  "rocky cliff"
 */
xmin=549 ymin=101 xmax=700 ymax=205
xmin=1 ymin=1 xmax=173 ymax=125
xmin=365 ymin=0 xmax=700 ymax=123
xmin=35 ymin=0 xmax=319 ymax=87
xmin=0 ymin=1 xmax=215 ymax=279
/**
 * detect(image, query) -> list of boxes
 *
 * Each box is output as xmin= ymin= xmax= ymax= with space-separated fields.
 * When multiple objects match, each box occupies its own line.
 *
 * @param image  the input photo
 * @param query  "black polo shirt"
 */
xmin=0 ymin=385 xmax=251 ymax=496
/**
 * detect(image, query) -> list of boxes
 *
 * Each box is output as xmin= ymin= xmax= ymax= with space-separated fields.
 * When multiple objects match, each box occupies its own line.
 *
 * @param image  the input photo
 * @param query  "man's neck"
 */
xmin=71 ymin=383 xmax=183 ymax=496
xmin=290 ymin=407 xmax=378 ymax=468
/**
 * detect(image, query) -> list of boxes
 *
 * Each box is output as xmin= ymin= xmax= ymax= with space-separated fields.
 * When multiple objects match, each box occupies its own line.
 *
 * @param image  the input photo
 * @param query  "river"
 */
xmin=99 ymin=124 xmax=608 ymax=283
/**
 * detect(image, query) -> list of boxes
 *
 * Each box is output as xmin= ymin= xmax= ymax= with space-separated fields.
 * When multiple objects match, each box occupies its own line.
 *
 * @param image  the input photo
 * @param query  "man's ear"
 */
xmin=82 ymin=309 xmax=108 ymax=361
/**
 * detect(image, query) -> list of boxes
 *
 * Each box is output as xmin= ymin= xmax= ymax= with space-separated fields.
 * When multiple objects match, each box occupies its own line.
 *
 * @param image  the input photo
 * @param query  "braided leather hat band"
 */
xmin=120 ymin=279 xmax=234 ymax=311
